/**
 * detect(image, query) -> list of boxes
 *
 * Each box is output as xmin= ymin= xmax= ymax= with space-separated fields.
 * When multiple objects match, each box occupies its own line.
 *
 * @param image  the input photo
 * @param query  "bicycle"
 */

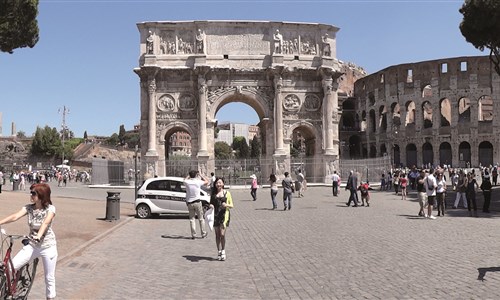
xmin=0 ymin=227 xmax=39 ymax=300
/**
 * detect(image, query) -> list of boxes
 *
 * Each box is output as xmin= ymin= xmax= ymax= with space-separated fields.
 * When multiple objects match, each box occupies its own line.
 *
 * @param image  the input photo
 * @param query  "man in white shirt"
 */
xmin=424 ymin=169 xmax=437 ymax=219
xmin=185 ymin=170 xmax=209 ymax=239
xmin=331 ymin=171 xmax=340 ymax=196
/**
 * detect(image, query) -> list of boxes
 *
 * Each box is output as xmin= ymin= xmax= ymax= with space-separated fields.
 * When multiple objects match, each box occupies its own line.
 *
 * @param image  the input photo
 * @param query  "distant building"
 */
xmin=168 ymin=131 xmax=191 ymax=156
xmin=216 ymin=122 xmax=259 ymax=146
xmin=248 ymin=125 xmax=260 ymax=142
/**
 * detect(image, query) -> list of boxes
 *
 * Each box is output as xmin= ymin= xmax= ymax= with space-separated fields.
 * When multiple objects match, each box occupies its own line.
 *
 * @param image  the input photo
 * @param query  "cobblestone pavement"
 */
xmin=25 ymin=185 xmax=500 ymax=299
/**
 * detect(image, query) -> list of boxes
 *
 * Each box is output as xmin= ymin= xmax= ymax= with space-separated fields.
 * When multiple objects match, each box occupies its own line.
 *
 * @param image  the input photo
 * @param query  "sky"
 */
xmin=0 ymin=0 xmax=484 ymax=138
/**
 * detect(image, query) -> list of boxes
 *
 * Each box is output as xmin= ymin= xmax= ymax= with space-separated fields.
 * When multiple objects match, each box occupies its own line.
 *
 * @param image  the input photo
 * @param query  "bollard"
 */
xmin=105 ymin=191 xmax=121 ymax=221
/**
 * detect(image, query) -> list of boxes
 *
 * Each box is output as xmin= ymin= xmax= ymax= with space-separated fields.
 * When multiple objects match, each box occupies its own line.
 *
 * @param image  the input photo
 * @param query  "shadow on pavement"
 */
xmin=183 ymin=255 xmax=216 ymax=262
xmin=477 ymin=267 xmax=500 ymax=281
xmin=161 ymin=234 xmax=193 ymax=239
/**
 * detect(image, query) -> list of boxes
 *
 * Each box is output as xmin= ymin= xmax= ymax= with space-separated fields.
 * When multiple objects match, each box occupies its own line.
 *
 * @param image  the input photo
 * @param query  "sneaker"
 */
xmin=221 ymin=250 xmax=226 ymax=261
xmin=428 ymin=215 xmax=436 ymax=220
xmin=217 ymin=251 xmax=222 ymax=261
xmin=202 ymin=233 xmax=207 ymax=238
xmin=424 ymin=214 xmax=428 ymax=218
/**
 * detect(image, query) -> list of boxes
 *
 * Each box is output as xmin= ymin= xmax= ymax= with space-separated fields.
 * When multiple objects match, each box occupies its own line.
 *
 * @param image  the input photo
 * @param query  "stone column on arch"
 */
xmin=146 ymin=71 xmax=159 ymax=158
xmin=142 ymin=69 xmax=160 ymax=179
xmin=320 ymin=68 xmax=340 ymax=156
xmin=273 ymin=74 xmax=285 ymax=155
xmin=197 ymin=74 xmax=209 ymax=157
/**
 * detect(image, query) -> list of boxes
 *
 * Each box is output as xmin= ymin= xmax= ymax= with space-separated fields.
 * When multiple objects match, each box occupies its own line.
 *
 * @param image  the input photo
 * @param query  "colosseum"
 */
xmin=341 ymin=55 xmax=500 ymax=169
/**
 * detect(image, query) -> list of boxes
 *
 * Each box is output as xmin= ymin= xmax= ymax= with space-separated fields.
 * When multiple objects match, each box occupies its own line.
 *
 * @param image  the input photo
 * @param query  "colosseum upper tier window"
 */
xmin=405 ymin=101 xmax=416 ymax=126
xmin=458 ymin=97 xmax=471 ymax=122
xmin=440 ymin=98 xmax=451 ymax=127
xmin=407 ymin=69 xmax=413 ymax=83
xmin=422 ymin=101 xmax=433 ymax=129
xmin=478 ymin=95 xmax=493 ymax=121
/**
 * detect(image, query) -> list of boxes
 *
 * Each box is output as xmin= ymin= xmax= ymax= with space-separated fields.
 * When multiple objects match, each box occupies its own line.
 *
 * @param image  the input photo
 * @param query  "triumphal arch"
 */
xmin=134 ymin=21 xmax=343 ymax=182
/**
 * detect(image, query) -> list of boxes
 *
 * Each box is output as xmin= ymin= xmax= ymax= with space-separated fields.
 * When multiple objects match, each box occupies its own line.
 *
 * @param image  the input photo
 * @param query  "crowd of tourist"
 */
xmin=377 ymin=164 xmax=497 ymax=217
xmin=0 ymin=167 xmax=91 ymax=190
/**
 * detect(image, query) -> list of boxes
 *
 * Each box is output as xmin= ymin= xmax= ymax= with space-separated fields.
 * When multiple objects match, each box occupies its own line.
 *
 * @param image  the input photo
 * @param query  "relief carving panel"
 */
xmin=157 ymin=94 xmax=175 ymax=112
xmin=283 ymin=94 xmax=301 ymax=111
xmin=304 ymin=94 xmax=321 ymax=111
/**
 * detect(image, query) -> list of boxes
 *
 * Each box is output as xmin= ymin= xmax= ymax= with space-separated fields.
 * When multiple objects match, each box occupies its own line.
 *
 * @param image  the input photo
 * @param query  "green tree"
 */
xmin=31 ymin=126 xmax=61 ymax=156
xmin=232 ymin=136 xmax=250 ymax=158
xmin=459 ymin=0 xmax=500 ymax=75
xmin=123 ymin=132 xmax=140 ymax=149
xmin=106 ymin=133 xmax=120 ymax=146
xmin=118 ymin=124 xmax=126 ymax=145
xmin=62 ymin=138 xmax=84 ymax=161
xmin=16 ymin=131 xmax=26 ymax=138
xmin=0 ymin=0 xmax=40 ymax=54
xmin=250 ymin=137 xmax=261 ymax=158
xmin=214 ymin=141 xmax=233 ymax=159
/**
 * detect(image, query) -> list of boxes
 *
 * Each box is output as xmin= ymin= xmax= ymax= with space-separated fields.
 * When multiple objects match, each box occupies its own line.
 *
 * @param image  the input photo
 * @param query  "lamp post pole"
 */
xmin=59 ymin=106 xmax=69 ymax=166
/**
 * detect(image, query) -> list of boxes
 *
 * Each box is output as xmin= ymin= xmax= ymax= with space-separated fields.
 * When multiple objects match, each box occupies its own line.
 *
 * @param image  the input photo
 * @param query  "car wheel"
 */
xmin=136 ymin=204 xmax=151 ymax=219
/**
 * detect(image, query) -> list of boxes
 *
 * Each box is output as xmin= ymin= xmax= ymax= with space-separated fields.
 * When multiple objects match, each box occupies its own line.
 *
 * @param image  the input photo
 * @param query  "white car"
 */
xmin=135 ymin=176 xmax=210 ymax=219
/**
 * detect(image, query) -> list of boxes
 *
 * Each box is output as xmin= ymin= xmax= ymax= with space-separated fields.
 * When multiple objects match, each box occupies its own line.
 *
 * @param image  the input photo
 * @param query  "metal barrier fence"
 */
xmin=214 ymin=159 xmax=262 ymax=187
xmin=91 ymin=158 xmax=140 ymax=186
xmin=339 ymin=156 xmax=392 ymax=185
xmin=82 ymin=156 xmax=393 ymax=187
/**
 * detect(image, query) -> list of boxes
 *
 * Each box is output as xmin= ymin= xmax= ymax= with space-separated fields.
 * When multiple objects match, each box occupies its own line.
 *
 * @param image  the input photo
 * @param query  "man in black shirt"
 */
xmin=416 ymin=170 xmax=427 ymax=217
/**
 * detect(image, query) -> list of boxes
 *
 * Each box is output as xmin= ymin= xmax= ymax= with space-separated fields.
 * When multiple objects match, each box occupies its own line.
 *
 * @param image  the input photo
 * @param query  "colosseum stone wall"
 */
xmin=342 ymin=55 xmax=500 ymax=168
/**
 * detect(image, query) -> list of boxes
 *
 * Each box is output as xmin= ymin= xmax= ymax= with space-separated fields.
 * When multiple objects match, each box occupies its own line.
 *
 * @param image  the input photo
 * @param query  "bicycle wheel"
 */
xmin=0 ymin=273 xmax=7 ymax=299
xmin=13 ymin=258 xmax=38 ymax=300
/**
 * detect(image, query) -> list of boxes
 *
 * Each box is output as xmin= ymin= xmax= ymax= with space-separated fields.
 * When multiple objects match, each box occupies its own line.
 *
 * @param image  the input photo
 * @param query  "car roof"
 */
xmin=145 ymin=176 xmax=185 ymax=182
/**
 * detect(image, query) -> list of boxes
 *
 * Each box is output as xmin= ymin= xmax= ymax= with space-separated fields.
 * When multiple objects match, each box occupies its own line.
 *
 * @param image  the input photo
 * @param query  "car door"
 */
xmin=168 ymin=179 xmax=188 ymax=213
xmin=145 ymin=179 xmax=172 ymax=211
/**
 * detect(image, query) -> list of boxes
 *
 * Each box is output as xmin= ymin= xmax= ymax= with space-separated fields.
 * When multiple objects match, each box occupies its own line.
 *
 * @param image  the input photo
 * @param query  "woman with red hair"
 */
xmin=0 ymin=183 xmax=58 ymax=299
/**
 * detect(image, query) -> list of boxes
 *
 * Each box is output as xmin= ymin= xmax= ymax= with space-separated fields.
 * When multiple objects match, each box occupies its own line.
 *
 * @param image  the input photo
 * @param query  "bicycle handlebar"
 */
xmin=0 ymin=227 xmax=38 ymax=244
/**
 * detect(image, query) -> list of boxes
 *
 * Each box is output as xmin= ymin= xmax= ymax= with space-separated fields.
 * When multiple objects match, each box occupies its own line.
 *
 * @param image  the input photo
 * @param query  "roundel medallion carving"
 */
xmin=179 ymin=93 xmax=196 ymax=111
xmin=283 ymin=94 xmax=300 ymax=111
xmin=304 ymin=94 xmax=321 ymax=111
xmin=157 ymin=94 xmax=175 ymax=112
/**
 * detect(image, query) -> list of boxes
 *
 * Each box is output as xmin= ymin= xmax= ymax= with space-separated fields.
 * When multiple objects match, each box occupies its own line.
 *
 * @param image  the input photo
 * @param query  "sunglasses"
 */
xmin=30 ymin=191 xmax=37 ymax=196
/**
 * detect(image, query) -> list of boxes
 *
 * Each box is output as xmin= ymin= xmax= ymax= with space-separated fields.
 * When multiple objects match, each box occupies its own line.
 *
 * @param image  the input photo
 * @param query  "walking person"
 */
xmin=466 ymin=172 xmax=479 ymax=217
xmin=480 ymin=173 xmax=492 ymax=213
xmin=250 ymin=174 xmax=258 ymax=201
xmin=416 ymin=170 xmax=427 ymax=217
xmin=400 ymin=173 xmax=408 ymax=201
xmin=184 ymin=170 xmax=209 ymax=239
xmin=282 ymin=172 xmax=294 ymax=210
xmin=359 ymin=181 xmax=370 ymax=207
xmin=453 ymin=170 xmax=468 ymax=209
xmin=393 ymin=171 xmax=400 ymax=195
xmin=436 ymin=173 xmax=447 ymax=216
xmin=209 ymin=177 xmax=233 ymax=261
xmin=269 ymin=173 xmax=278 ymax=210
xmin=19 ymin=172 xmax=26 ymax=191
xmin=424 ymin=169 xmax=437 ymax=219
xmin=0 ymin=183 xmax=58 ymax=299
xmin=0 ymin=170 xmax=3 ymax=193
xmin=346 ymin=170 xmax=359 ymax=207
xmin=492 ymin=166 xmax=498 ymax=186
xmin=331 ymin=171 xmax=340 ymax=196
xmin=380 ymin=173 xmax=386 ymax=191
xmin=297 ymin=169 xmax=305 ymax=197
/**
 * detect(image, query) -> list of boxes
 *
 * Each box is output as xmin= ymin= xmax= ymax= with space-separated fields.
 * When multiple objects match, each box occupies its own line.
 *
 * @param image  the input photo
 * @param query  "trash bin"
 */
xmin=12 ymin=180 xmax=19 ymax=191
xmin=105 ymin=191 xmax=121 ymax=221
